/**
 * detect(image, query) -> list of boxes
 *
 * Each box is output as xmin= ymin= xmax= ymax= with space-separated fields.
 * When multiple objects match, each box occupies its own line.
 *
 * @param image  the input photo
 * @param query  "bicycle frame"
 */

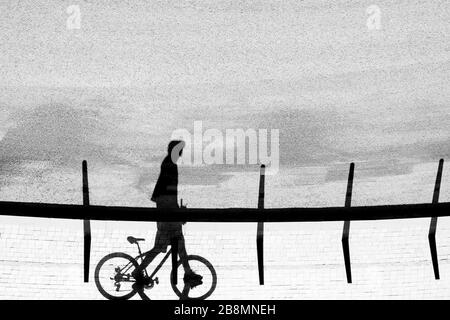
xmin=137 ymin=249 xmax=173 ymax=280
xmin=118 ymin=242 xmax=173 ymax=281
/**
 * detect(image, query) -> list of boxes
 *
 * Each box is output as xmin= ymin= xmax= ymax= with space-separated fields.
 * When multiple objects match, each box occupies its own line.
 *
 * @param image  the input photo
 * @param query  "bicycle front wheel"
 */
xmin=170 ymin=255 xmax=217 ymax=300
xmin=94 ymin=252 xmax=139 ymax=300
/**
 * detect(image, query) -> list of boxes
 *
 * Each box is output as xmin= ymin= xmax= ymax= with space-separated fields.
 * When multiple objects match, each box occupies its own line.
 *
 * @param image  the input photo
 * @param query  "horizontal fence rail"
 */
xmin=1 ymin=200 xmax=450 ymax=222
xmin=0 ymin=159 xmax=447 ymax=294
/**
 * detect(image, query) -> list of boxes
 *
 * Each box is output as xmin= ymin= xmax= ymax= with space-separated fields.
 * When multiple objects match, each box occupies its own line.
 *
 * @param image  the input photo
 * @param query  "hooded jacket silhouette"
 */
xmin=151 ymin=154 xmax=178 ymax=207
xmin=151 ymin=140 xmax=185 ymax=208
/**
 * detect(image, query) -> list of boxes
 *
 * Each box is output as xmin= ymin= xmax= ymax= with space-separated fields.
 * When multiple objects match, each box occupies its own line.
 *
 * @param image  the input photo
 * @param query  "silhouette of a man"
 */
xmin=132 ymin=140 xmax=202 ymax=290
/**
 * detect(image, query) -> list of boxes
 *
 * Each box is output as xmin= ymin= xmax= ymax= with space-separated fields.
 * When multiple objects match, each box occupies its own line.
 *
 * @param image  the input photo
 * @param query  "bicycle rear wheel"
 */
xmin=170 ymin=255 xmax=217 ymax=300
xmin=95 ymin=252 xmax=139 ymax=300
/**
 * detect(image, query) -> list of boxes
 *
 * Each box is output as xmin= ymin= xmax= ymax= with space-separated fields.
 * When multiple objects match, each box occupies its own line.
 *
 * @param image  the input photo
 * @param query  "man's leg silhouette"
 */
xmin=132 ymin=229 xmax=191 ymax=282
xmin=131 ymin=248 xmax=159 ymax=296
xmin=135 ymin=248 xmax=159 ymax=275
xmin=175 ymin=234 xmax=193 ymax=273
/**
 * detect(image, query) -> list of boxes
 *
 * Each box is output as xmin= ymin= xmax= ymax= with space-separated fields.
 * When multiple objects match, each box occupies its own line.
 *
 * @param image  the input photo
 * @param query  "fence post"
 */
xmin=342 ymin=163 xmax=354 ymax=284
xmin=82 ymin=160 xmax=92 ymax=283
xmin=257 ymin=164 xmax=265 ymax=285
xmin=429 ymin=159 xmax=444 ymax=280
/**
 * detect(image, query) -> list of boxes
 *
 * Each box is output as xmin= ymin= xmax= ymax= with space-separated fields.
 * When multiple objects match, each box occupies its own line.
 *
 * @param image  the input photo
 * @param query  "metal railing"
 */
xmin=0 ymin=159 xmax=447 ymax=284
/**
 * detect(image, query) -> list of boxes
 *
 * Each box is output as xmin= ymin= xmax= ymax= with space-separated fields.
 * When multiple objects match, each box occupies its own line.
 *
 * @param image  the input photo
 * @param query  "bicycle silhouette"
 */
xmin=95 ymin=236 xmax=217 ymax=300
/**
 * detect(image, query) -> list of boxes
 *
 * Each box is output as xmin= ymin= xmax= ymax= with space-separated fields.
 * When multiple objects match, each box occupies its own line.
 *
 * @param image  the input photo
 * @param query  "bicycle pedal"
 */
xmin=155 ymin=277 xmax=159 ymax=285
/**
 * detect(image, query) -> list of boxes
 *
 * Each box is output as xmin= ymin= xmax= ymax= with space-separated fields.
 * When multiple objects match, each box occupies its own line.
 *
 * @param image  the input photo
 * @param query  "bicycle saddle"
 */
xmin=127 ymin=236 xmax=145 ymax=244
